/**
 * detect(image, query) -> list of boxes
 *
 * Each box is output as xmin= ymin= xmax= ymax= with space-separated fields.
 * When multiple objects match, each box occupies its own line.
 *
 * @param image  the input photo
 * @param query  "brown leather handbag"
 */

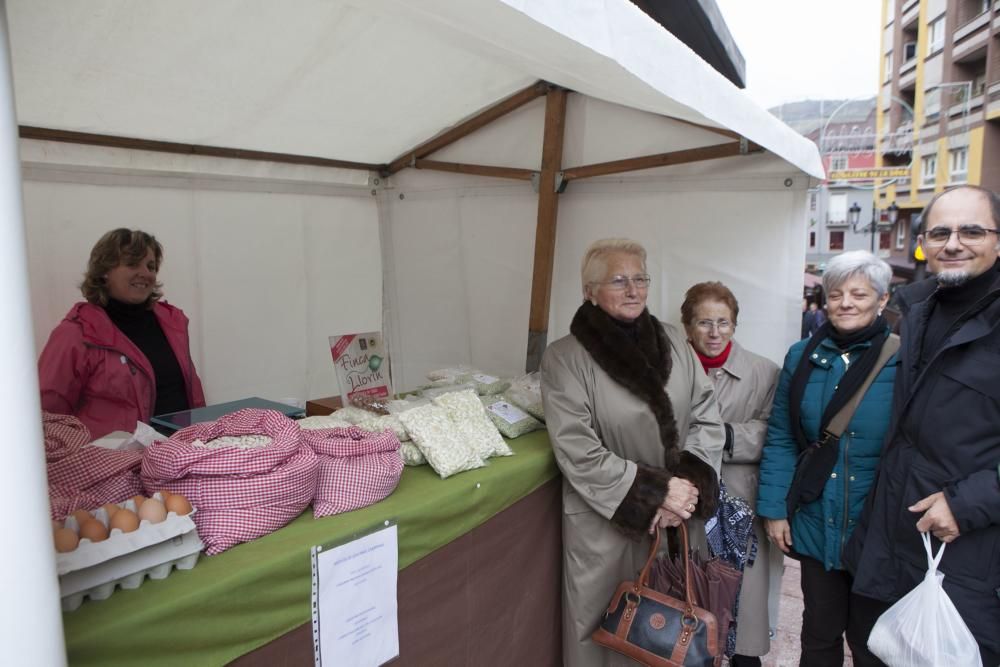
xmin=591 ymin=523 xmax=722 ymax=667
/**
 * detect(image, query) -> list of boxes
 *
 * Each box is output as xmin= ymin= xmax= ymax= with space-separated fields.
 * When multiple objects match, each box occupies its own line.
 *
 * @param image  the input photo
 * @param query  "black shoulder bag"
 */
xmin=785 ymin=334 xmax=899 ymax=518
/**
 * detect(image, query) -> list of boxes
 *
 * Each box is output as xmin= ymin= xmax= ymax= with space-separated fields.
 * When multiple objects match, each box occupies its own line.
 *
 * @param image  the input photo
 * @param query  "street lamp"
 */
xmin=848 ymin=200 xmax=899 ymax=252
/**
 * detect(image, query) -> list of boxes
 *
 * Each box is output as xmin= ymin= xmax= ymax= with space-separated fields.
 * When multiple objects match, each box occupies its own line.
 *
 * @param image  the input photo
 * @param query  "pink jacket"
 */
xmin=38 ymin=301 xmax=206 ymax=439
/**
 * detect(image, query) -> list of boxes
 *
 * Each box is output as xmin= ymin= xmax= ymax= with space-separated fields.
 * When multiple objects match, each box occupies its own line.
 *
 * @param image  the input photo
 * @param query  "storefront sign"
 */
xmin=828 ymin=167 xmax=911 ymax=180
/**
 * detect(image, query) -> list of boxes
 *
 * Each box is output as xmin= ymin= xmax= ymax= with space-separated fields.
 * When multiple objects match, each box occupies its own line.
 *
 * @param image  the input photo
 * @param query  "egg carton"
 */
xmin=57 ymin=495 xmax=204 ymax=611
xmin=59 ymin=529 xmax=203 ymax=612
xmin=56 ymin=495 xmax=197 ymax=574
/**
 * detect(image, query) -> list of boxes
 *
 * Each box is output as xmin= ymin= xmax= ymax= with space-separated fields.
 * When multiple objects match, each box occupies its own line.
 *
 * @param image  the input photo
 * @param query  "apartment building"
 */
xmin=877 ymin=0 xmax=1000 ymax=279
xmin=802 ymin=100 xmax=889 ymax=270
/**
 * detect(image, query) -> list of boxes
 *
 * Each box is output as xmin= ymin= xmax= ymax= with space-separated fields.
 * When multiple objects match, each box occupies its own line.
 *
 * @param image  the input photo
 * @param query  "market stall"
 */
xmin=0 ymin=1 xmax=824 ymax=663
xmin=62 ymin=430 xmax=558 ymax=666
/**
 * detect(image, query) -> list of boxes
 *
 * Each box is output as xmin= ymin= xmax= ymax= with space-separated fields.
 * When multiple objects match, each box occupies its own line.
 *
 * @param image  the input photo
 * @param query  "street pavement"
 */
xmin=759 ymin=557 xmax=855 ymax=667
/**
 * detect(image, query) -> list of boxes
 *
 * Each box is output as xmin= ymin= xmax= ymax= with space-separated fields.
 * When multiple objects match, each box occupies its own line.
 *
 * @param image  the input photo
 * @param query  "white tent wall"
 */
xmin=381 ymin=94 xmax=810 ymax=390
xmin=22 ymin=140 xmax=381 ymax=405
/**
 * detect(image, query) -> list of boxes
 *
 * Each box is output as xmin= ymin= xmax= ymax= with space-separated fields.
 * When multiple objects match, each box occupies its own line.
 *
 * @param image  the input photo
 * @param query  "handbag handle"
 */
xmin=637 ymin=522 xmax=695 ymax=610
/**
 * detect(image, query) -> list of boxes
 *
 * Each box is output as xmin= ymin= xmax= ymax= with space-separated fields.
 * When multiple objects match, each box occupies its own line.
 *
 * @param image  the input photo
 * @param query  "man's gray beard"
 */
xmin=936 ymin=270 xmax=971 ymax=287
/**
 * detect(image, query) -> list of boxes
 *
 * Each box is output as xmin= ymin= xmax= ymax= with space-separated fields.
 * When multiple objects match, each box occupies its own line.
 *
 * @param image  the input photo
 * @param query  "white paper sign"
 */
xmin=486 ymin=400 xmax=529 ymax=425
xmin=312 ymin=525 xmax=399 ymax=667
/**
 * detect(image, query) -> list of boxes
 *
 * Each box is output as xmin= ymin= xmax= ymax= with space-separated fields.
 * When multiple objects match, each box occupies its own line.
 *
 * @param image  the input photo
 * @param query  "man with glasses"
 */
xmin=845 ymin=185 xmax=1000 ymax=664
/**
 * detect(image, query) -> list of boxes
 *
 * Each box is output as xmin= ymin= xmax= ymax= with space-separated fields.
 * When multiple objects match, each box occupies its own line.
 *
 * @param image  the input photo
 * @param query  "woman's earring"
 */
xmin=590 ymin=298 xmax=597 ymax=306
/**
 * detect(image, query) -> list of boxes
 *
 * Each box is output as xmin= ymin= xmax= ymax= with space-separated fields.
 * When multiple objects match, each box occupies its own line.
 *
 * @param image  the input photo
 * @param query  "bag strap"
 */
xmin=818 ymin=333 xmax=899 ymax=443
xmin=638 ymin=523 xmax=695 ymax=610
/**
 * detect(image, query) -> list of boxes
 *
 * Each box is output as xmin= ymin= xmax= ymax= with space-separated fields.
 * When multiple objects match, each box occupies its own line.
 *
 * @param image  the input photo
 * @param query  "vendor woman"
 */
xmin=38 ymin=228 xmax=205 ymax=438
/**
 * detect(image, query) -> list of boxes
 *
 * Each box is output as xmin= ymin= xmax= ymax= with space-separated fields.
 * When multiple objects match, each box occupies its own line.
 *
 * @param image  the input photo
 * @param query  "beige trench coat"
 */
xmin=704 ymin=340 xmax=780 ymax=657
xmin=541 ymin=322 xmax=725 ymax=667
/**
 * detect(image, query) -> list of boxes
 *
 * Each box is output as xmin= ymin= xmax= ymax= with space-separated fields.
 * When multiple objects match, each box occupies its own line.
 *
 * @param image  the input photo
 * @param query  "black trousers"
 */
xmin=798 ymin=557 xmax=889 ymax=667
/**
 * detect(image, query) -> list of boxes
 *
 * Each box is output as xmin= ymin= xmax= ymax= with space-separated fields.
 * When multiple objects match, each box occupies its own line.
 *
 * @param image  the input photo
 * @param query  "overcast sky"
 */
xmin=714 ymin=0 xmax=883 ymax=110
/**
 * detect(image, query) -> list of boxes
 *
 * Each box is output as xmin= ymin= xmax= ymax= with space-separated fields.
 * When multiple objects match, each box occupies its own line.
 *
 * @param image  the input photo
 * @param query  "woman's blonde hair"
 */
xmin=580 ymin=238 xmax=647 ymax=296
xmin=80 ymin=228 xmax=164 ymax=306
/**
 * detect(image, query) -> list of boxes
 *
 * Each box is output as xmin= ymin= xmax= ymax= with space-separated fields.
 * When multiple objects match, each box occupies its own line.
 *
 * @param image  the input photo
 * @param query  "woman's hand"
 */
xmin=661 ymin=476 xmax=699 ymax=520
xmin=648 ymin=507 xmax=684 ymax=534
xmin=765 ymin=518 xmax=793 ymax=554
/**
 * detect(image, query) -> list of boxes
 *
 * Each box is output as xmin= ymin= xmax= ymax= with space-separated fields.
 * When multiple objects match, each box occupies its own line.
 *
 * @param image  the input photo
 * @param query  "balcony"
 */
xmin=901 ymin=0 xmax=920 ymax=27
xmin=956 ymin=7 xmax=991 ymax=41
xmin=898 ymin=64 xmax=917 ymax=91
xmin=954 ymin=24 xmax=990 ymax=61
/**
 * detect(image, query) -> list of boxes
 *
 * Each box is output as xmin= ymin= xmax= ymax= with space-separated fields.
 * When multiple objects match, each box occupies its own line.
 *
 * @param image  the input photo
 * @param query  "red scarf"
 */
xmin=695 ymin=341 xmax=732 ymax=373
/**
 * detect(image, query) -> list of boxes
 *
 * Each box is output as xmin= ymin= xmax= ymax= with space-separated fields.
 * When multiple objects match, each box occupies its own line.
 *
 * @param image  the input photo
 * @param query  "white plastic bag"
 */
xmin=867 ymin=532 xmax=982 ymax=667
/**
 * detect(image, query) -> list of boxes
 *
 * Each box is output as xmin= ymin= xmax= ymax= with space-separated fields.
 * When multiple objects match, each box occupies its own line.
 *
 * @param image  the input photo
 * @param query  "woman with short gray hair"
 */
xmin=757 ymin=250 xmax=898 ymax=666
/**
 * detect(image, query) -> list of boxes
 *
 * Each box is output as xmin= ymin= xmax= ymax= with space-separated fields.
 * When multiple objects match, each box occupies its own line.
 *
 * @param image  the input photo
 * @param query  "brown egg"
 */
xmin=158 ymin=489 xmax=172 ymax=500
xmin=137 ymin=498 xmax=167 ymax=524
xmin=109 ymin=508 xmax=140 ymax=533
xmin=78 ymin=519 xmax=109 ymax=543
xmin=71 ymin=509 xmax=92 ymax=526
xmin=53 ymin=527 xmax=79 ymax=552
xmin=102 ymin=503 xmax=120 ymax=518
xmin=164 ymin=493 xmax=192 ymax=516
xmin=131 ymin=495 xmax=146 ymax=508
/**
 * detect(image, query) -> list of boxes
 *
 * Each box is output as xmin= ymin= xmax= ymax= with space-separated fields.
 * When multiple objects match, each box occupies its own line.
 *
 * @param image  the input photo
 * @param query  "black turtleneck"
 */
xmin=610 ymin=313 xmax=640 ymax=342
xmin=921 ymin=259 xmax=1000 ymax=365
xmin=104 ymin=299 xmax=190 ymax=416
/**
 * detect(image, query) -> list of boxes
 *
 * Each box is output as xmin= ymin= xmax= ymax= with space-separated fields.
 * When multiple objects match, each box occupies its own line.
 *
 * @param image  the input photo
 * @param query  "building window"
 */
xmin=809 ymin=231 xmax=817 ymax=248
xmin=880 ymin=230 xmax=892 ymax=250
xmin=896 ymin=221 xmax=906 ymax=249
xmin=829 ymin=156 xmax=848 ymax=173
xmin=927 ymin=18 xmax=945 ymax=56
xmin=829 ymin=231 xmax=845 ymax=251
xmin=829 ymin=193 xmax=848 ymax=223
xmin=903 ymin=41 xmax=917 ymax=61
xmin=884 ymin=52 xmax=893 ymax=81
xmin=921 ymin=154 xmax=937 ymax=186
xmin=950 ymin=147 xmax=968 ymax=183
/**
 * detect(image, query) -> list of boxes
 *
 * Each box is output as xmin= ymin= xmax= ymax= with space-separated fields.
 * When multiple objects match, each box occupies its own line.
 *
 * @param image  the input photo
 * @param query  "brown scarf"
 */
xmin=570 ymin=301 xmax=681 ymax=468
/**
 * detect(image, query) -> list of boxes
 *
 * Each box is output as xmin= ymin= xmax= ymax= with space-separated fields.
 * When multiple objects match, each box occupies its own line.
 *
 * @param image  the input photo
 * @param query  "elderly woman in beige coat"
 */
xmin=681 ymin=282 xmax=780 ymax=667
xmin=541 ymin=239 xmax=725 ymax=667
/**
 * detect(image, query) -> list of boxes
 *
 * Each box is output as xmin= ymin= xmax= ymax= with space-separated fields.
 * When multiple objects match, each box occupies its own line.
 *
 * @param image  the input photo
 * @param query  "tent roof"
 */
xmin=7 ymin=0 xmax=823 ymax=178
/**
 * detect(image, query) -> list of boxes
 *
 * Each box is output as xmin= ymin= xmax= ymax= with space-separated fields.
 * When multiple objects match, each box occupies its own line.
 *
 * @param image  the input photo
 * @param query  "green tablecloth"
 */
xmin=63 ymin=430 xmax=558 ymax=667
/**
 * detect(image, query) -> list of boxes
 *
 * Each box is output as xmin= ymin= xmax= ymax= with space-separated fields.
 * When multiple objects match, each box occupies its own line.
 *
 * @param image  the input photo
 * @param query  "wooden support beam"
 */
xmin=525 ymin=87 xmax=568 ymax=372
xmin=18 ymin=126 xmax=383 ymax=172
xmin=562 ymin=140 xmax=761 ymax=181
xmin=414 ymin=158 xmax=534 ymax=181
xmin=386 ymin=80 xmax=549 ymax=175
xmin=664 ymin=115 xmax=742 ymax=141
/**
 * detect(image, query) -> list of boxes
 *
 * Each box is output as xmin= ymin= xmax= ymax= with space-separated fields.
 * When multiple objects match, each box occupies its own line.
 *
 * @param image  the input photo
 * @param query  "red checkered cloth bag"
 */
xmin=300 ymin=426 xmax=403 ymax=518
xmin=43 ymin=412 xmax=144 ymax=520
xmin=140 ymin=408 xmax=319 ymax=555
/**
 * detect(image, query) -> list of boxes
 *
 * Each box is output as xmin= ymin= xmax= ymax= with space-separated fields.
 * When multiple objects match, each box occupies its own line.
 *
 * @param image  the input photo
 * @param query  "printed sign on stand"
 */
xmin=329 ymin=332 xmax=392 ymax=407
xmin=311 ymin=523 xmax=399 ymax=667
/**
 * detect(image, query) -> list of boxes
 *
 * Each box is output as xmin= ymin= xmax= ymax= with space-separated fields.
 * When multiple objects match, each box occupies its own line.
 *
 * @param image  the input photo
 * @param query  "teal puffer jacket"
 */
xmin=757 ymin=333 xmax=898 ymax=570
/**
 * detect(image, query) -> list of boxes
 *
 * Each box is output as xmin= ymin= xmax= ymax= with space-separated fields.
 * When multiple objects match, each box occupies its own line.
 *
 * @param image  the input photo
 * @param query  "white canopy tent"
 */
xmin=1 ymin=1 xmax=822 ymax=663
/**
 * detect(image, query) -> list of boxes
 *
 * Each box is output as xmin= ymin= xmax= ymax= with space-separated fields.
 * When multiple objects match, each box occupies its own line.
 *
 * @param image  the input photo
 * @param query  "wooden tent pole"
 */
xmin=525 ymin=87 xmax=567 ymax=372
xmin=386 ymin=81 xmax=549 ymax=175
xmin=18 ymin=126 xmax=383 ymax=173
xmin=414 ymin=158 xmax=534 ymax=181
xmin=562 ymin=140 xmax=761 ymax=181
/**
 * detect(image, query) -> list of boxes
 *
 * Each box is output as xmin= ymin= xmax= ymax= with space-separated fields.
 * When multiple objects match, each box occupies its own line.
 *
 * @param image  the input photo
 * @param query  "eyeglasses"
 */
xmin=593 ymin=274 xmax=651 ymax=291
xmin=923 ymin=225 xmax=1000 ymax=247
xmin=695 ymin=319 xmax=733 ymax=333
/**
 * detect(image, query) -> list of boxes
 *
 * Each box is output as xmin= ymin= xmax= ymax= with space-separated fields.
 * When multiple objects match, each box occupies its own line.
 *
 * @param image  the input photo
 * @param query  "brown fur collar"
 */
xmin=571 ymin=302 xmax=719 ymax=539
xmin=570 ymin=301 xmax=680 ymax=468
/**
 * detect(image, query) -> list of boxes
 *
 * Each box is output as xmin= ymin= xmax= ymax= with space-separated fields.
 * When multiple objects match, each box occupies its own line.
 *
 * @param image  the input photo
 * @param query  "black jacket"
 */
xmin=844 ymin=268 xmax=1000 ymax=654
